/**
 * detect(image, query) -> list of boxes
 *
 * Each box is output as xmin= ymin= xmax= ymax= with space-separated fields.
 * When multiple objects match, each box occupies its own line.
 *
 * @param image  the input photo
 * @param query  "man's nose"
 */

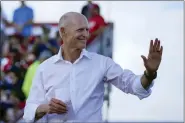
xmin=83 ymin=29 xmax=89 ymax=38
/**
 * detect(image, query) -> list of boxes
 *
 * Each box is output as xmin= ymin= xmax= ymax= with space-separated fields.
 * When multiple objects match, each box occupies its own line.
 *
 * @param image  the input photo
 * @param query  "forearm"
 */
xmin=35 ymin=104 xmax=48 ymax=121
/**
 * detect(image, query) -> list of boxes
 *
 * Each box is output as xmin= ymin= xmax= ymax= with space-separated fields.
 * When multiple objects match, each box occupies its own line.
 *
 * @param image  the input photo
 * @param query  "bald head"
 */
xmin=58 ymin=12 xmax=89 ymax=50
xmin=58 ymin=12 xmax=88 ymax=30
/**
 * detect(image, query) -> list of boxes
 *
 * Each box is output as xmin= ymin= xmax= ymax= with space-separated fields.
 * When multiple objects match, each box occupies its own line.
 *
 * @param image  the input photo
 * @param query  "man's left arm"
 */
xmin=104 ymin=38 xmax=163 ymax=99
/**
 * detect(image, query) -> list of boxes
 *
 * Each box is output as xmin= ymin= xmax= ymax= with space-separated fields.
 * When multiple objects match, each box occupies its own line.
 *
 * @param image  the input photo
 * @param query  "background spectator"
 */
xmin=87 ymin=3 xmax=107 ymax=46
xmin=22 ymin=50 xmax=52 ymax=99
xmin=81 ymin=0 xmax=93 ymax=19
xmin=12 ymin=1 xmax=34 ymax=37
xmin=0 ymin=4 xmax=10 ymax=53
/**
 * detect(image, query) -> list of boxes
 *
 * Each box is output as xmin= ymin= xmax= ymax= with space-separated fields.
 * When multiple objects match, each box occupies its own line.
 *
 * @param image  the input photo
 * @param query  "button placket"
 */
xmin=70 ymin=64 xmax=77 ymax=113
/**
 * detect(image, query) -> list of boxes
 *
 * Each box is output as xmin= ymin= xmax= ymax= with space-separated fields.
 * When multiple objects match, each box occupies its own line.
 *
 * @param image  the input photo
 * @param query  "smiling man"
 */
xmin=23 ymin=12 xmax=163 ymax=122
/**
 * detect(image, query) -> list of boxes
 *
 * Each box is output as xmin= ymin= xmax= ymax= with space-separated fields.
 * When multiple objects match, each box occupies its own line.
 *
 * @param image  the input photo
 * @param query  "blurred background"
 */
xmin=0 ymin=1 xmax=184 ymax=123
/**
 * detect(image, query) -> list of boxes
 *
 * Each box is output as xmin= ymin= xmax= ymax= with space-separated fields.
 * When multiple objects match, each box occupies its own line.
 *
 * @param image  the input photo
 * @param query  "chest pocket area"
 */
xmin=45 ymin=87 xmax=71 ymax=104
xmin=44 ymin=72 xmax=71 ymax=103
xmin=44 ymin=72 xmax=71 ymax=102
xmin=45 ymin=87 xmax=74 ymax=121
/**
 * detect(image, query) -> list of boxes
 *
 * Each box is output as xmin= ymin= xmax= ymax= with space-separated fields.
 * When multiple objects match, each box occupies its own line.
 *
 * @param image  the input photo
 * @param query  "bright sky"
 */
xmin=1 ymin=1 xmax=184 ymax=122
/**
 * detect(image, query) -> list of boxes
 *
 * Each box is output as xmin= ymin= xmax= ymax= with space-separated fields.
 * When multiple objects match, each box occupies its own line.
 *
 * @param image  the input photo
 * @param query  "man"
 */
xmin=22 ymin=50 xmax=52 ymax=99
xmin=23 ymin=12 xmax=163 ymax=122
xmin=13 ymin=1 xmax=34 ymax=37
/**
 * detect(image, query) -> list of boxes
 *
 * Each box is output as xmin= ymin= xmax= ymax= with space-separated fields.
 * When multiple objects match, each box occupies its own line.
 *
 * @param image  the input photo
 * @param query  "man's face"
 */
xmin=62 ymin=16 xmax=89 ymax=50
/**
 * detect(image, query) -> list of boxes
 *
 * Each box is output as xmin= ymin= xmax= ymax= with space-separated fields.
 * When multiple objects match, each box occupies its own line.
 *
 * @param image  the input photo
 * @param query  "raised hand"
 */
xmin=141 ymin=38 xmax=163 ymax=73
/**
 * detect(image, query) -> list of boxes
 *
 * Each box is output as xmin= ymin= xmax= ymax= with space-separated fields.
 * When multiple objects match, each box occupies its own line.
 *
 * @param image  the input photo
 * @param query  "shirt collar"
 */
xmin=53 ymin=47 xmax=92 ymax=63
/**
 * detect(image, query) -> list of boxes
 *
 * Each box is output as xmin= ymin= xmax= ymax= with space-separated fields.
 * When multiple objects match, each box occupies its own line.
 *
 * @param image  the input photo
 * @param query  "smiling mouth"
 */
xmin=78 ymin=38 xmax=86 ymax=40
xmin=78 ymin=39 xmax=86 ymax=42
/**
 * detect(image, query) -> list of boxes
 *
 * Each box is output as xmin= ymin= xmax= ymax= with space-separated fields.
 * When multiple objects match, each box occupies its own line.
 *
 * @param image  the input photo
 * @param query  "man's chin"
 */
xmin=79 ymin=45 xmax=86 ymax=49
xmin=78 ymin=43 xmax=86 ymax=49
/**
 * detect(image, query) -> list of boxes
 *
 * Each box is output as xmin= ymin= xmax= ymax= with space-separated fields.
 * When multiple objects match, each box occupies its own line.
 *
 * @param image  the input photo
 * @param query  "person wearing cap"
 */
xmin=22 ymin=50 xmax=52 ymax=99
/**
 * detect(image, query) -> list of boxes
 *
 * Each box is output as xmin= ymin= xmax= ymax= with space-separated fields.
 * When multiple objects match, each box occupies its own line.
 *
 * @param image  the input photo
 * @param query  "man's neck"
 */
xmin=62 ymin=46 xmax=82 ymax=63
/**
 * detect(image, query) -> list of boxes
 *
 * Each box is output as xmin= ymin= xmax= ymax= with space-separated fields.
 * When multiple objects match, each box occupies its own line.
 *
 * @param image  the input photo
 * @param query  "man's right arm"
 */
xmin=23 ymin=65 xmax=47 ymax=122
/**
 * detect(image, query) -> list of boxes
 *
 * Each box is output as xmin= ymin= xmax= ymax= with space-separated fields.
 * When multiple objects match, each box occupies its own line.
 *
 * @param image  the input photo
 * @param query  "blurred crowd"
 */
xmin=0 ymin=1 xmax=108 ymax=122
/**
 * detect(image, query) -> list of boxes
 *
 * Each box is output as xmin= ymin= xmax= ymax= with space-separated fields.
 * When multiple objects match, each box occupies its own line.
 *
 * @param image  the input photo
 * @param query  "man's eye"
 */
xmin=78 ymin=29 xmax=83 ymax=32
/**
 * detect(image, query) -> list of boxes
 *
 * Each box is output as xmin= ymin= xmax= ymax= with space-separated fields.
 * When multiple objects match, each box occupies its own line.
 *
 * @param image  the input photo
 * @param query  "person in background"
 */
xmin=12 ymin=1 xmax=34 ymax=37
xmin=22 ymin=50 xmax=52 ymax=99
xmin=0 ymin=65 xmax=25 ymax=122
xmin=87 ymin=3 xmax=106 ymax=46
xmin=0 ymin=4 xmax=10 ymax=53
xmin=0 ymin=5 xmax=10 ymax=30
xmin=41 ymin=25 xmax=60 ymax=54
xmin=81 ymin=0 xmax=94 ymax=19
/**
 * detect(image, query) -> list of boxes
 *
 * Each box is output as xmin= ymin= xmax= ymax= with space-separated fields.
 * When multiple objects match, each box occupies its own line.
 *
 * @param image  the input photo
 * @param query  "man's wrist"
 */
xmin=145 ymin=70 xmax=155 ymax=76
xmin=144 ymin=70 xmax=157 ymax=80
xmin=37 ymin=104 xmax=48 ymax=113
xmin=35 ymin=104 xmax=48 ymax=121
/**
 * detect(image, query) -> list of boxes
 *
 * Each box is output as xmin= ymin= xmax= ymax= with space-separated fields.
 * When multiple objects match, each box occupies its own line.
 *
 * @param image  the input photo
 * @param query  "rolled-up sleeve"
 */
xmin=104 ymin=57 xmax=154 ymax=100
xmin=132 ymin=75 xmax=154 ymax=99
xmin=23 ymin=65 xmax=47 ymax=122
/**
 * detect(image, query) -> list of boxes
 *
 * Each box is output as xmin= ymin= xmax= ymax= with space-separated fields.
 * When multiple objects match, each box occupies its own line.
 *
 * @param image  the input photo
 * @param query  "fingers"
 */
xmin=153 ymin=38 xmax=158 ymax=52
xmin=152 ymin=38 xmax=161 ymax=52
xmin=50 ymin=100 xmax=67 ymax=111
xmin=156 ymin=40 xmax=160 ymax=51
xmin=149 ymin=40 xmax=153 ymax=53
xmin=48 ymin=98 xmax=68 ymax=114
xmin=160 ymin=46 xmax=163 ymax=56
xmin=49 ymin=104 xmax=67 ymax=114
xmin=51 ymin=98 xmax=67 ymax=108
xmin=51 ymin=98 xmax=67 ymax=110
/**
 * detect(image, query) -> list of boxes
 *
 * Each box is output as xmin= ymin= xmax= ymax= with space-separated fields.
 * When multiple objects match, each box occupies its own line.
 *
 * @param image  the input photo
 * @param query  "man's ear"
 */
xmin=60 ymin=27 xmax=65 ymax=37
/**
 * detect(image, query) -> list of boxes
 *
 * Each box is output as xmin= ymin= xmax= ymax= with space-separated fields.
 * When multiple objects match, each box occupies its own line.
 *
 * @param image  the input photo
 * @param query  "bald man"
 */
xmin=23 ymin=12 xmax=163 ymax=122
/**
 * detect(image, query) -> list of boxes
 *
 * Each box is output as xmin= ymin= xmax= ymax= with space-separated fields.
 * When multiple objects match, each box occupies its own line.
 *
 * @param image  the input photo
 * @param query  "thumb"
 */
xmin=141 ymin=55 xmax=147 ymax=65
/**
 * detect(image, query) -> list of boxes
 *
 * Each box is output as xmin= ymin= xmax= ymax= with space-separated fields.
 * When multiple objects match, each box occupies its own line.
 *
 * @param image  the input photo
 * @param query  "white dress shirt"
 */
xmin=23 ymin=48 xmax=154 ymax=122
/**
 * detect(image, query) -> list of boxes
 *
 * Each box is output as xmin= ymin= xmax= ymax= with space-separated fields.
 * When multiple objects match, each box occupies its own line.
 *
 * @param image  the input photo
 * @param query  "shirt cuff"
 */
xmin=132 ymin=75 xmax=154 ymax=100
xmin=23 ymin=103 xmax=40 ymax=122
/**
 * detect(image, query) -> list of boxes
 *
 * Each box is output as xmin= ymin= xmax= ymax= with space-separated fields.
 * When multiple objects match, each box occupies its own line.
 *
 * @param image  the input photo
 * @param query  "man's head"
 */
xmin=58 ymin=12 xmax=89 ymax=50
